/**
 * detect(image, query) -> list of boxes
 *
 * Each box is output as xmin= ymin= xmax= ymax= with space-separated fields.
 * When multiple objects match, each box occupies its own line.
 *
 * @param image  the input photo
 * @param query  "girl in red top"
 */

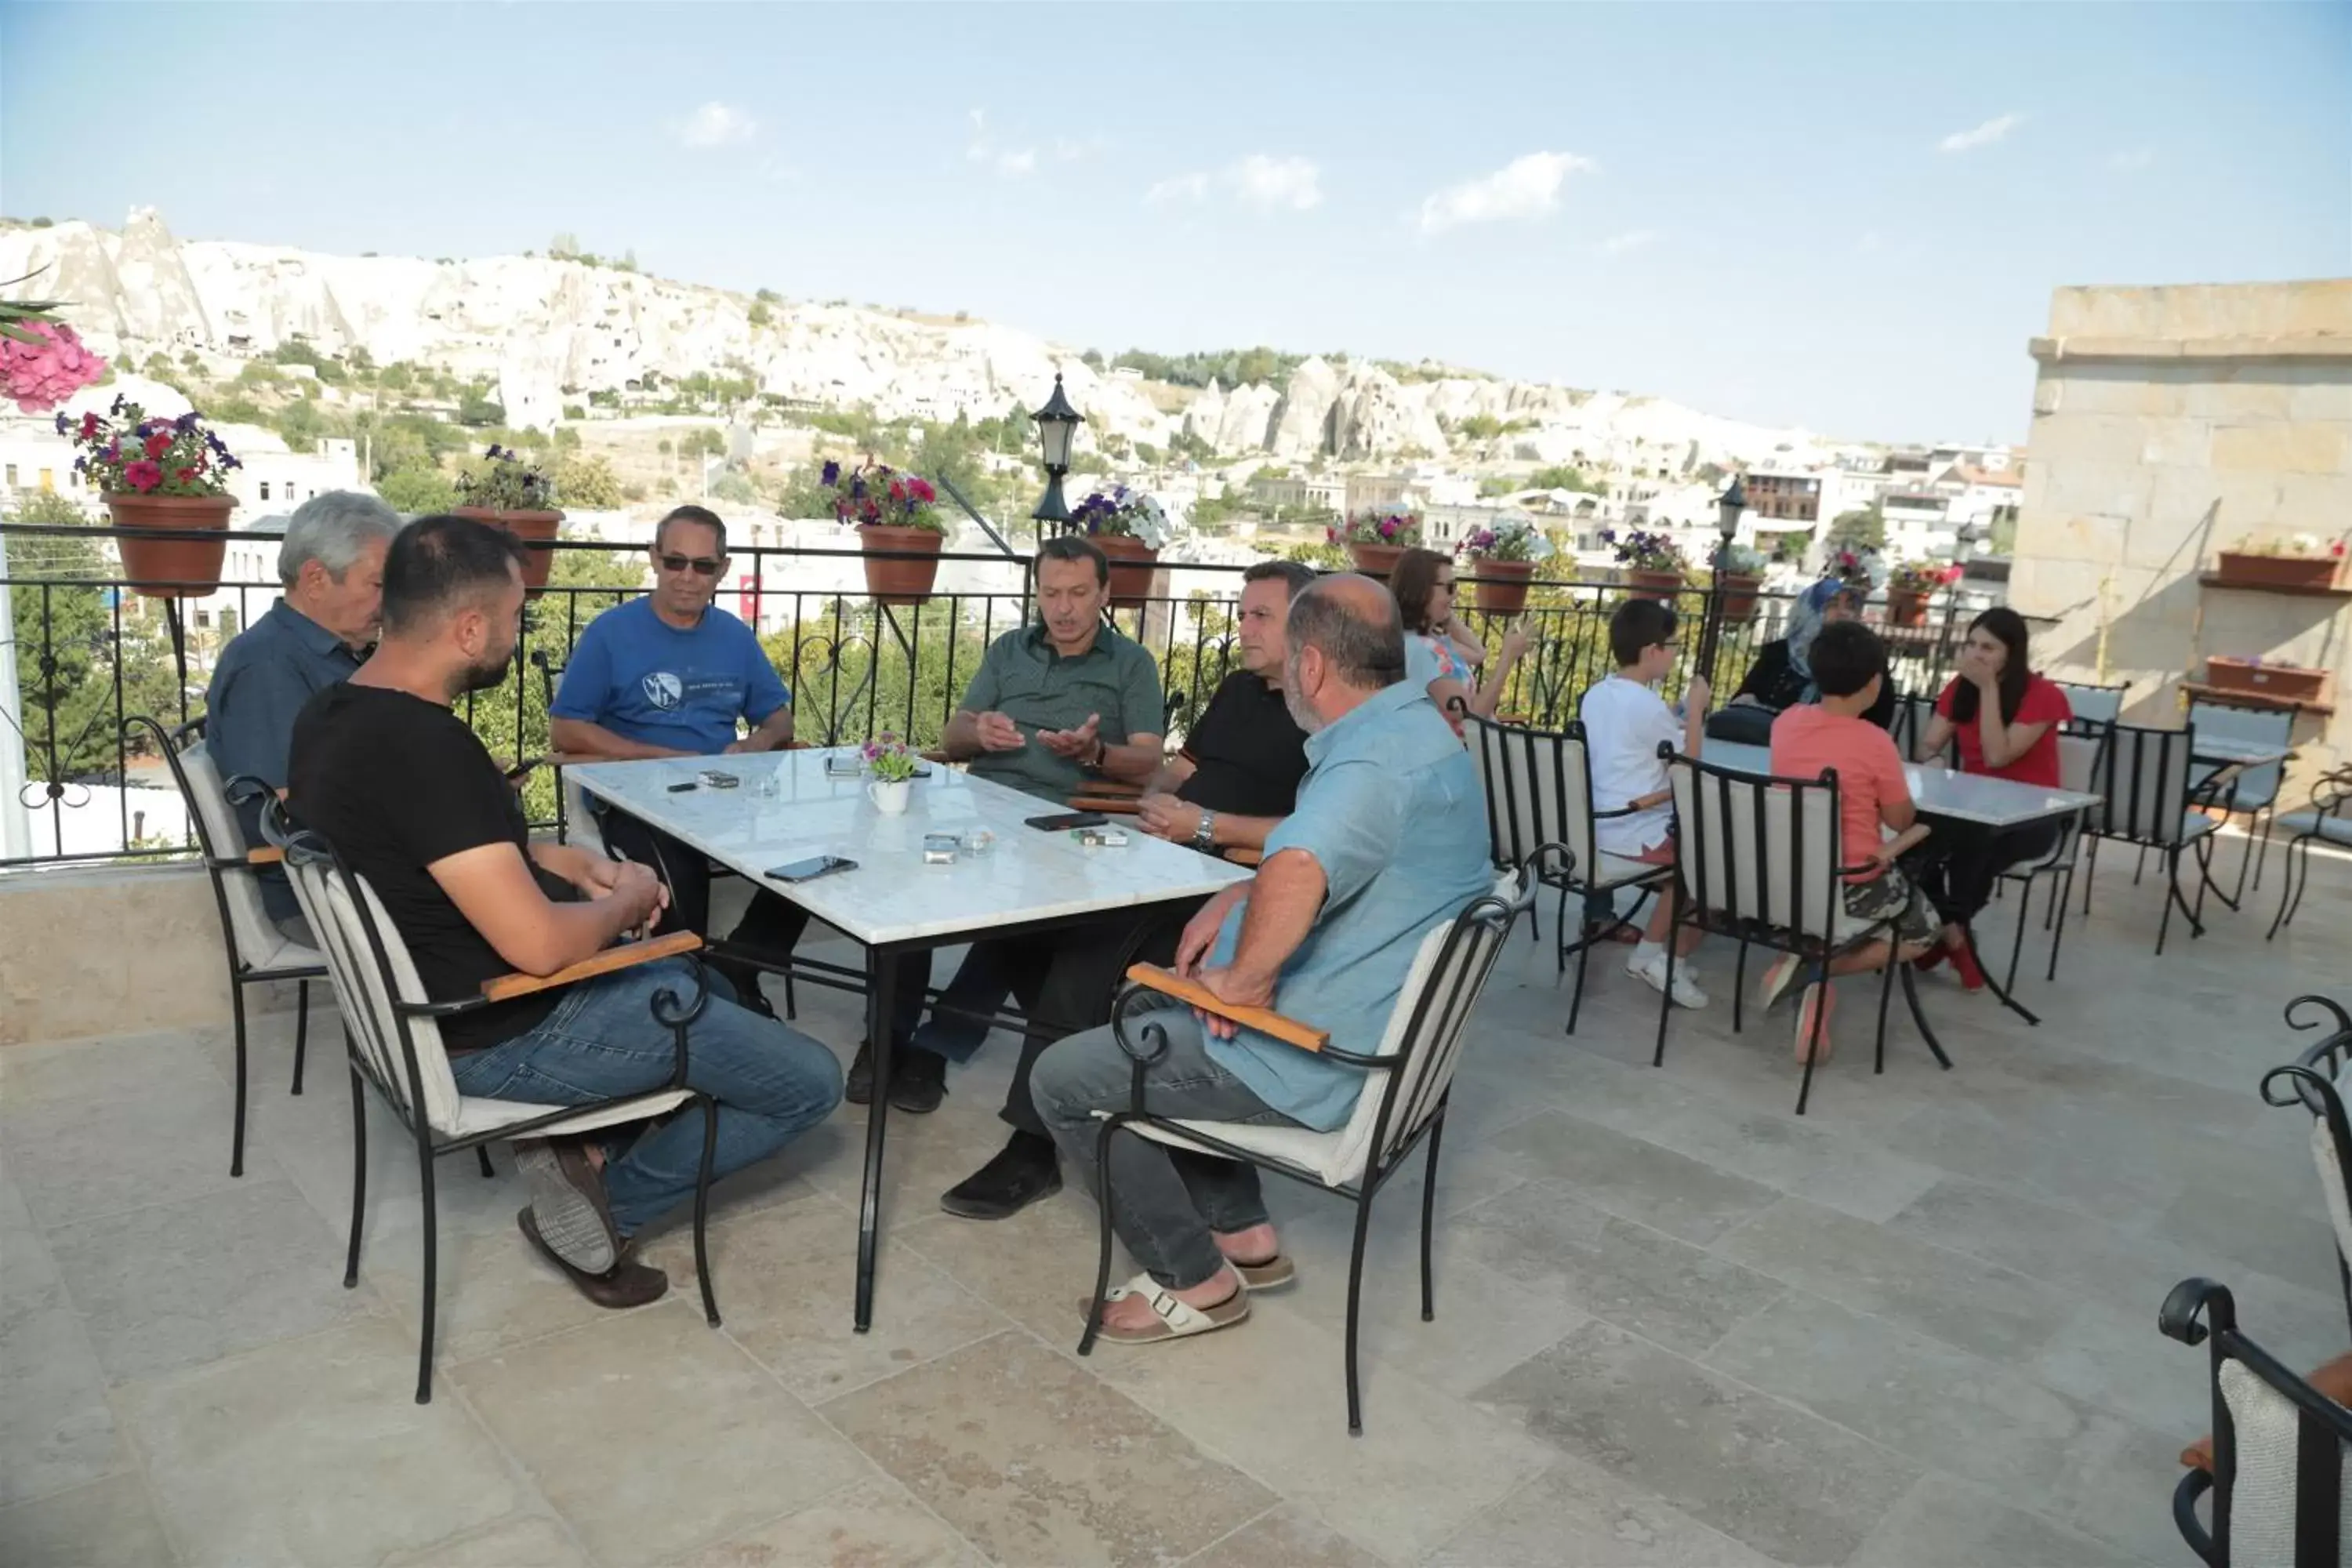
xmin=1909 ymin=608 xmax=2074 ymax=985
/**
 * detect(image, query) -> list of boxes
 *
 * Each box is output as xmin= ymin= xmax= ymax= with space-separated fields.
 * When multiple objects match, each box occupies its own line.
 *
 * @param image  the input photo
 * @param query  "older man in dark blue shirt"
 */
xmin=205 ymin=490 xmax=404 ymax=941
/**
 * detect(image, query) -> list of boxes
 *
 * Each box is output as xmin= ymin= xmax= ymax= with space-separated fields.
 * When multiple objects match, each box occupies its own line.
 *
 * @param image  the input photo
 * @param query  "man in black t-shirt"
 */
xmin=1133 ymin=558 xmax=1315 ymax=858
xmin=287 ymin=514 xmax=842 ymax=1308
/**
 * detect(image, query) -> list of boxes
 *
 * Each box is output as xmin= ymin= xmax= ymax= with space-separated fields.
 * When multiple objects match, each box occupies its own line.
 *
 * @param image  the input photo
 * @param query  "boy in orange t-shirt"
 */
xmin=1759 ymin=621 xmax=1936 ymax=1063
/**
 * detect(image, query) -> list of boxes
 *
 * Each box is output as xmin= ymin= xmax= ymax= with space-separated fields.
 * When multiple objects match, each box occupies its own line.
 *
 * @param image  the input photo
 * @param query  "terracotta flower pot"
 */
xmin=453 ymin=506 xmax=565 ymax=593
xmin=1466 ymin=557 xmax=1534 ymax=615
xmin=1884 ymin=588 xmax=1930 ymax=627
xmin=1092 ymin=534 xmax=1160 ymax=609
xmin=2212 ymin=551 xmax=2341 ymax=590
xmin=2205 ymin=656 xmax=2328 ymax=702
xmin=1624 ymin=568 xmax=1686 ymax=601
xmin=103 ymin=492 xmax=234 ymax=600
xmin=1347 ymin=542 xmax=1406 ymax=579
xmin=858 ymin=525 xmax=942 ymax=606
xmin=1717 ymin=572 xmax=1762 ymax=622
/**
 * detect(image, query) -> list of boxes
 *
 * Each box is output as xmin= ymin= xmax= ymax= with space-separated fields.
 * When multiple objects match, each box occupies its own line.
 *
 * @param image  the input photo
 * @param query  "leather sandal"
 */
xmin=1082 ymin=1272 xmax=1250 ymax=1343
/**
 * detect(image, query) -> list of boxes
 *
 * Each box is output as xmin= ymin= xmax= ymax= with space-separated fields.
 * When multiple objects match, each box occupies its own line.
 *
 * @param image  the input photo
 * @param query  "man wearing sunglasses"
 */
xmin=550 ymin=505 xmax=808 ymax=1010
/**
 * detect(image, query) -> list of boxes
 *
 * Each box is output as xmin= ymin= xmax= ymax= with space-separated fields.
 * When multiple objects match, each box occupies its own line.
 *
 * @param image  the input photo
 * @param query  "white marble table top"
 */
xmin=1699 ymin=741 xmax=2103 ymax=829
xmin=568 ymin=749 xmax=1250 ymax=948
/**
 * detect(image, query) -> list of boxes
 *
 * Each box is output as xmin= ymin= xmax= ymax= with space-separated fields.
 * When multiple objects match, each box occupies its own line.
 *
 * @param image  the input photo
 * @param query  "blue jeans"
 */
xmin=1033 ymin=1006 xmax=1300 ymax=1290
xmin=448 ymin=957 xmax=842 ymax=1237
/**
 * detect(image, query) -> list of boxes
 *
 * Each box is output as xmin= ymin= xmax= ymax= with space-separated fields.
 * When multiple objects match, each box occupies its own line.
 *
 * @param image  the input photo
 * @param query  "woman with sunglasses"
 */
xmin=1388 ymin=546 xmax=1532 ymax=731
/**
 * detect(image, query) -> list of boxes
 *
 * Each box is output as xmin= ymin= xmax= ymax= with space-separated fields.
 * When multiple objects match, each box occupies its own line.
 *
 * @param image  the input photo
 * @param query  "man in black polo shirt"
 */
xmin=1133 ymin=558 xmax=1314 ymax=858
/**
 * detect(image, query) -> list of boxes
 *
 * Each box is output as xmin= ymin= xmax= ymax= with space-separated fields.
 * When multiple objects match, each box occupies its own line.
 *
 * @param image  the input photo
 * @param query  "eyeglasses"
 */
xmin=657 ymin=554 xmax=723 ymax=576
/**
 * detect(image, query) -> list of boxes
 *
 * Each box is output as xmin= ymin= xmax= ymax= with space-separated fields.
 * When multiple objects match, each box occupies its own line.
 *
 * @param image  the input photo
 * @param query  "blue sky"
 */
xmin=3 ymin=3 xmax=2344 ymax=445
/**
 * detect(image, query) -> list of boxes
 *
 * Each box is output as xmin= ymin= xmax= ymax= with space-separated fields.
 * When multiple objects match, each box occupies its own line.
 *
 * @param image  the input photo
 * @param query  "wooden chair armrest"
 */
xmin=920 ymin=748 xmax=953 ymax=765
xmin=1221 ymin=847 xmax=1263 ymax=867
xmin=1123 ymin=964 xmax=1327 ymax=1053
xmin=1070 ymin=794 xmax=1142 ymax=815
xmin=542 ymin=750 xmax=604 ymax=768
xmin=245 ymin=846 xmax=285 ymax=866
xmin=480 ymin=931 xmax=703 ymax=1004
xmin=1084 ymin=779 xmax=1145 ymax=800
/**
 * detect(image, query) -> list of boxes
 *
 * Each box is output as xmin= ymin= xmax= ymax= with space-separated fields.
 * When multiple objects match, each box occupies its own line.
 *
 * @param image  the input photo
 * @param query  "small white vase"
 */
xmin=867 ymin=779 xmax=912 ymax=815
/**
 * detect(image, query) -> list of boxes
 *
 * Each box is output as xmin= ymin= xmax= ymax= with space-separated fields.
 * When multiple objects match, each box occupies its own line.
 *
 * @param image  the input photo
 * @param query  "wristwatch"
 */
xmin=1190 ymin=809 xmax=1217 ymax=852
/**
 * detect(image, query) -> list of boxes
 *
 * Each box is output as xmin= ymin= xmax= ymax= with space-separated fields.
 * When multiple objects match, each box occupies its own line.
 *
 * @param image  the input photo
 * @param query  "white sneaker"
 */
xmin=1628 ymin=952 xmax=1709 ymax=1008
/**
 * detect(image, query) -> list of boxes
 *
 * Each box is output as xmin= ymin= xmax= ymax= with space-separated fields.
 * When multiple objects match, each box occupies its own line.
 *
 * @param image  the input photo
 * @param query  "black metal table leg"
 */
xmin=854 ymin=940 xmax=902 ymax=1333
xmin=1896 ymin=963 xmax=1954 ymax=1069
xmin=1962 ymin=920 xmax=2040 ymax=1025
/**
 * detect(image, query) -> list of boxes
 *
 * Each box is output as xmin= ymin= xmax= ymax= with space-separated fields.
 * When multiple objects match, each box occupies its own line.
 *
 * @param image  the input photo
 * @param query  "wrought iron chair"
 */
xmin=2267 ymin=994 xmax=2352 ymax=1337
xmin=280 ymin=827 xmax=722 ymax=1403
xmin=1889 ymin=691 xmax=1955 ymax=767
xmin=2266 ymin=767 xmax=2352 ymax=941
xmin=2054 ymin=677 xmax=2130 ymax=728
xmin=129 ymin=713 xmax=325 ymax=1178
xmin=2079 ymin=722 xmax=2226 ymax=953
xmin=1989 ymin=727 xmax=2108 ymax=990
xmin=1078 ymin=862 xmax=1536 ymax=1435
xmin=1659 ymin=746 xmax=1950 ymax=1116
xmin=1465 ymin=714 xmax=1671 ymax=1033
xmin=2160 ymin=1276 xmax=2352 ymax=1567
xmin=2189 ymin=698 xmax=2298 ymax=905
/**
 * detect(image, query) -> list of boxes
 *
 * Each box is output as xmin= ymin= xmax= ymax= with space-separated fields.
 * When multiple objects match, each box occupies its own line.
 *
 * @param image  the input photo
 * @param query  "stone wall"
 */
xmin=2009 ymin=280 xmax=2352 ymax=781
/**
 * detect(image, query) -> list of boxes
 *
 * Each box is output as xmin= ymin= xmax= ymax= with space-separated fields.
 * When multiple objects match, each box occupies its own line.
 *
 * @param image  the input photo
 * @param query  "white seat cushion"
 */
xmin=245 ymin=933 xmax=325 ymax=976
xmin=1591 ymin=851 xmax=1674 ymax=891
xmin=448 ymin=1088 xmax=695 ymax=1140
xmin=1127 ymin=1118 xmax=1359 ymax=1186
xmin=2180 ymin=812 xmax=2220 ymax=842
xmin=2279 ymin=811 xmax=2352 ymax=846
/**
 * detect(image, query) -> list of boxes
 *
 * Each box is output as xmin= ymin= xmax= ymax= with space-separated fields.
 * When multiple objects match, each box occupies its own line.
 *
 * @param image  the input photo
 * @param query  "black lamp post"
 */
xmin=1029 ymin=373 xmax=1084 ymax=535
xmin=1697 ymin=474 xmax=1746 ymax=683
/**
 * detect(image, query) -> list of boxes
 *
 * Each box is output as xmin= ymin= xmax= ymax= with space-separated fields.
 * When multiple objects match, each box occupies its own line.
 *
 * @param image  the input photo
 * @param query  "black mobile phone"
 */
xmin=666 ymin=780 xmax=699 ymax=793
xmin=1025 ymin=811 xmax=1108 ymax=832
xmin=503 ymin=755 xmax=543 ymax=782
xmin=765 ymin=855 xmax=858 ymax=884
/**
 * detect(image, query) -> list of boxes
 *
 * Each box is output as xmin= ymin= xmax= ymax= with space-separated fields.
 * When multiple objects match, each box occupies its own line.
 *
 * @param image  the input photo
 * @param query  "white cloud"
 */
xmin=1230 ymin=154 xmax=1323 ymax=212
xmin=2109 ymin=147 xmax=2155 ymax=172
xmin=1937 ymin=112 xmax=2025 ymax=154
xmin=674 ymin=101 xmax=757 ymax=148
xmin=964 ymin=107 xmax=1036 ymax=179
xmin=1417 ymin=151 xmax=1596 ymax=236
xmin=1145 ymin=171 xmax=1211 ymax=206
xmin=1598 ymin=229 xmax=1659 ymax=256
xmin=1143 ymin=157 xmax=1319 ymax=212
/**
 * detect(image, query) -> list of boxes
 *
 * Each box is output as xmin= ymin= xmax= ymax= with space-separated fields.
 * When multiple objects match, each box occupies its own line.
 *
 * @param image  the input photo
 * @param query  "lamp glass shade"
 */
xmin=1716 ymin=476 xmax=1747 ymax=541
xmin=1031 ymin=374 xmax=1084 ymax=472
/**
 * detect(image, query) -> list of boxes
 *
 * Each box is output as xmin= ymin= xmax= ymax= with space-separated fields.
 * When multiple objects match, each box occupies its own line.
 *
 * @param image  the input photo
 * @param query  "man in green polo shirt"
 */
xmin=852 ymin=535 xmax=1171 ymax=1220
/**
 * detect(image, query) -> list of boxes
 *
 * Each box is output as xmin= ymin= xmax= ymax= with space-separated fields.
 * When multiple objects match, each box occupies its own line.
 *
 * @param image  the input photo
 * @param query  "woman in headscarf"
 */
xmin=1725 ymin=577 xmax=1895 ymax=728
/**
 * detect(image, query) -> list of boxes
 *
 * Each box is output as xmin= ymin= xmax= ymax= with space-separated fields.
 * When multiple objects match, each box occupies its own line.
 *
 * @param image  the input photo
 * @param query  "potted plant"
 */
xmin=825 ymin=458 xmax=944 ymax=605
xmin=861 ymin=734 xmax=920 ymax=815
xmin=2204 ymin=655 xmax=2330 ymax=704
xmin=1330 ymin=510 xmax=1424 ymax=578
xmin=1714 ymin=543 xmax=1769 ymax=622
xmin=1599 ymin=527 xmax=1689 ymax=600
xmin=454 ymin=445 xmax=564 ymax=593
xmin=1883 ymin=559 xmax=1961 ymax=628
xmin=1071 ymin=486 xmax=1171 ymax=608
xmin=1457 ymin=520 xmax=1547 ymax=615
xmin=64 ymin=399 xmax=240 ymax=599
xmin=2212 ymin=535 xmax=2347 ymax=591
xmin=4 ymin=274 xmax=108 ymax=412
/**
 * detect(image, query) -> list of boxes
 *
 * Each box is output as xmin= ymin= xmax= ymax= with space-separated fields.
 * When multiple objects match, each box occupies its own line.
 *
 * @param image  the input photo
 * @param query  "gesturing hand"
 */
xmin=975 ymin=711 xmax=1027 ymax=751
xmin=1035 ymin=712 xmax=1102 ymax=760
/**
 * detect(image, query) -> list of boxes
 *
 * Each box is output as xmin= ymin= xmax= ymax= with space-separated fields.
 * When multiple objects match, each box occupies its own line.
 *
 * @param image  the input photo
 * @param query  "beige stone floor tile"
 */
xmin=1477 ymin=1108 xmax=1782 ymax=1243
xmin=1845 ymin=1473 xmax=2143 ymax=1568
xmin=894 ymin=1196 xmax=1130 ymax=1352
xmin=114 ymin=1318 xmax=521 ymax=1568
xmin=1095 ymin=1305 xmax=1555 ymax=1564
xmin=821 ymin=1330 xmax=1274 ymax=1568
xmin=635 ymin=1195 xmax=1011 ymax=1402
xmin=0 ymin=1472 xmax=177 ymax=1568
xmin=451 ymin=1301 xmax=869 ymax=1566
xmin=369 ymin=1218 xmax=622 ymax=1366
xmin=1179 ymin=1504 xmax=1387 ymax=1568
xmin=668 ymin=1478 xmax=983 ymax=1567
xmin=379 ymin=1512 xmax=589 ymax=1568
xmin=1425 ymin=1457 xmax=1782 ymax=1568
xmin=0 ymin=1167 xmax=129 ymax=1509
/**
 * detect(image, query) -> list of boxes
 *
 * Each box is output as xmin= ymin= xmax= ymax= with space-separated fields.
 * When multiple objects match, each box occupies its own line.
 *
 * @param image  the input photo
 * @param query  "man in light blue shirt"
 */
xmin=550 ymin=505 xmax=810 ymax=1011
xmin=1030 ymin=575 xmax=1493 ymax=1341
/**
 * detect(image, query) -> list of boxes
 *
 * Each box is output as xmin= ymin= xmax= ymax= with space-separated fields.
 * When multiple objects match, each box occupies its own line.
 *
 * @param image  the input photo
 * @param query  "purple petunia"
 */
xmin=851 ymin=476 xmax=866 ymax=500
xmin=53 ymin=412 xmax=69 ymax=434
xmin=175 ymin=411 xmax=201 ymax=432
xmin=821 ymin=459 xmax=840 ymax=486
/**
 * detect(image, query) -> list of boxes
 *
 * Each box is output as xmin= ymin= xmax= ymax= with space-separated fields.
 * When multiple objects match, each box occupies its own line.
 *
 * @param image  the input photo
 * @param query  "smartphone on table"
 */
xmin=1024 ymin=811 xmax=1108 ymax=832
xmin=766 ymin=855 xmax=858 ymax=884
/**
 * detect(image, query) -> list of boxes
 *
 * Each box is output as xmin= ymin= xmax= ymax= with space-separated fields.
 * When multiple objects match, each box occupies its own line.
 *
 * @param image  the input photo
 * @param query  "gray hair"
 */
xmin=1284 ymin=575 xmax=1405 ymax=691
xmin=278 ymin=491 xmax=404 ymax=586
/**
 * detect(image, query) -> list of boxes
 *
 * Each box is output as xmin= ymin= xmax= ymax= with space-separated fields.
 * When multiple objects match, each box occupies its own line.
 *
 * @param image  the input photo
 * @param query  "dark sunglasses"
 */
xmin=656 ymin=553 xmax=724 ymax=576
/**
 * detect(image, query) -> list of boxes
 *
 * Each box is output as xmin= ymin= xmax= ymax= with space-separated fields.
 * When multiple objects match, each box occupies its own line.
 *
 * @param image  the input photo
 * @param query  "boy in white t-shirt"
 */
xmin=1578 ymin=597 xmax=1710 ymax=1006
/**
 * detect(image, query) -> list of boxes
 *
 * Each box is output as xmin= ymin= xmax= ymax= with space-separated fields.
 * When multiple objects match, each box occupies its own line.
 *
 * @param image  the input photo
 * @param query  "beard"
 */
xmin=1282 ymin=681 xmax=1325 ymax=735
xmin=455 ymin=647 xmax=516 ymax=697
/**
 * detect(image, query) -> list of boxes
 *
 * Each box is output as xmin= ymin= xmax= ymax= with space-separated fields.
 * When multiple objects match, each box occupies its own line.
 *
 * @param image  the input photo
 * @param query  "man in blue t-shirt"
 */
xmin=551 ymin=506 xmax=808 ymax=1010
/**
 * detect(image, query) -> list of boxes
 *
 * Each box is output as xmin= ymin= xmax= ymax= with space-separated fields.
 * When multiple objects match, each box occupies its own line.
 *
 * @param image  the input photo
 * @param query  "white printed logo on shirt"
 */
xmin=641 ymin=672 xmax=684 ymax=711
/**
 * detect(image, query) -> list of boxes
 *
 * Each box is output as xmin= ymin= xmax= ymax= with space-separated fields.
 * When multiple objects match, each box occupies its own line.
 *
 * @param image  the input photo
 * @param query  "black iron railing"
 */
xmin=0 ymin=523 xmax=1981 ymax=868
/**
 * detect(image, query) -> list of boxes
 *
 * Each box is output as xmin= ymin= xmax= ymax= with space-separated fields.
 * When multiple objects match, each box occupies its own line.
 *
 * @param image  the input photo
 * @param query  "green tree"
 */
xmin=1456 ymin=413 xmax=1505 ymax=442
xmin=553 ymin=455 xmax=623 ymax=509
xmin=681 ymin=428 xmax=728 ymax=460
xmin=1827 ymin=503 xmax=1885 ymax=551
xmin=1526 ymin=464 xmax=1602 ymax=493
xmin=746 ymin=301 xmax=772 ymax=328
xmin=6 ymin=494 xmax=185 ymax=776
xmin=376 ymin=466 xmax=458 ymax=513
xmin=456 ymin=394 xmax=506 ymax=428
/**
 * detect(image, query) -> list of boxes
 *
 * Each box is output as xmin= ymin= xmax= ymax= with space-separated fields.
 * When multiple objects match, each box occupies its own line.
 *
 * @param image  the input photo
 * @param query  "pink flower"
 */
xmin=123 ymin=459 xmax=164 ymax=492
xmin=908 ymin=477 xmax=936 ymax=503
xmin=1379 ymin=518 xmax=1398 ymax=539
xmin=144 ymin=432 xmax=174 ymax=459
xmin=0 ymin=321 xmax=108 ymax=414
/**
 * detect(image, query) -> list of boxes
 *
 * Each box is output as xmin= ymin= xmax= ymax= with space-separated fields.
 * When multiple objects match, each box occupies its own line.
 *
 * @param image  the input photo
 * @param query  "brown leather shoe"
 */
xmin=516 ymin=1208 xmax=669 ymax=1308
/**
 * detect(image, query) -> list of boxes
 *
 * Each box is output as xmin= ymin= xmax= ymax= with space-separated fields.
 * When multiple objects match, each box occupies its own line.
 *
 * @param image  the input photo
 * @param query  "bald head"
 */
xmin=1281 ymin=572 xmax=1405 ymax=732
